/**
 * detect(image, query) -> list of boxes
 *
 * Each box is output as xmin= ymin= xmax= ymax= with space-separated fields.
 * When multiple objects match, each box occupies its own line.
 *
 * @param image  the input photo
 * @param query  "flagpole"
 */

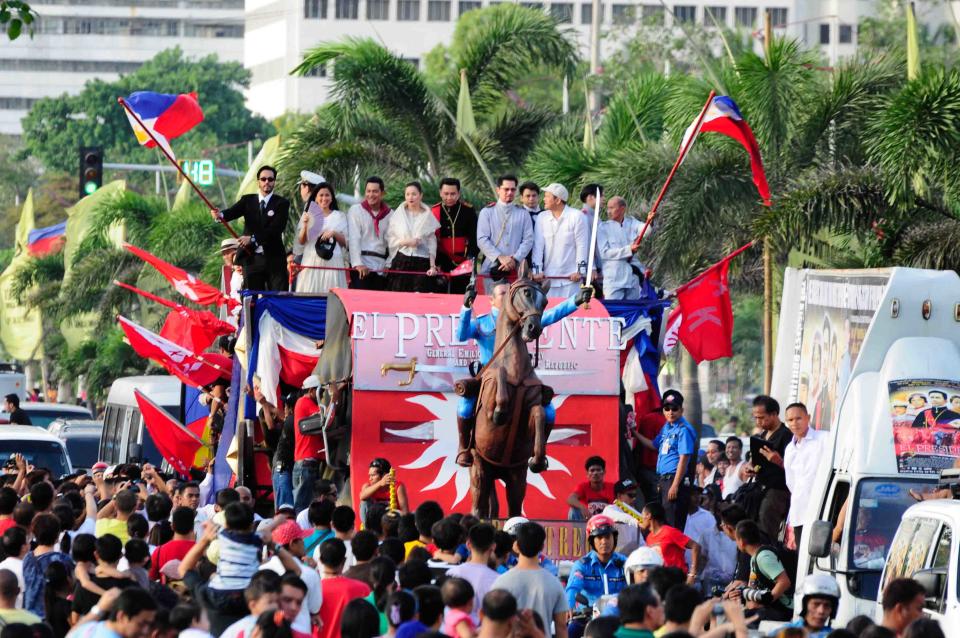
xmin=114 ymin=280 xmax=179 ymax=310
xmin=634 ymin=90 xmax=716 ymax=246
xmin=117 ymin=97 xmax=240 ymax=240
xmin=675 ymin=240 xmax=756 ymax=293
xmin=117 ymin=315 xmax=231 ymax=377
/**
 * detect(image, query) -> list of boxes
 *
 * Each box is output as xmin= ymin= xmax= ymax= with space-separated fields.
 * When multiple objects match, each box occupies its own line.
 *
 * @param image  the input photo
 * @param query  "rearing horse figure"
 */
xmin=469 ymin=262 xmax=578 ymax=517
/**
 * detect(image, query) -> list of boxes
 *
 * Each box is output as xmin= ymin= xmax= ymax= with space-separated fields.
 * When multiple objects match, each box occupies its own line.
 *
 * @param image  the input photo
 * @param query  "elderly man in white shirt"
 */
xmin=476 ymin=175 xmax=533 ymax=292
xmin=531 ymin=183 xmax=587 ymax=298
xmin=347 ymin=176 xmax=392 ymax=290
xmin=597 ymin=196 xmax=653 ymax=300
xmin=601 ymin=479 xmax=646 ymax=554
xmin=784 ymin=401 xmax=827 ymax=551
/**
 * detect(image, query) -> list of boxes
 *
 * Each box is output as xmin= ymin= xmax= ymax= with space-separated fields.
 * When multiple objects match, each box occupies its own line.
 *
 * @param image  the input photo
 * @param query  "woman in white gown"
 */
xmin=385 ymin=181 xmax=440 ymax=293
xmin=295 ymin=182 xmax=348 ymax=294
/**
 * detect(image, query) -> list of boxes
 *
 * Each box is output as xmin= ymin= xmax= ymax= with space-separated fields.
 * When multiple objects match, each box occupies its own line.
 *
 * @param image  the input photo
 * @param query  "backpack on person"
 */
xmin=753 ymin=544 xmax=798 ymax=596
xmin=731 ymin=479 xmax=764 ymax=520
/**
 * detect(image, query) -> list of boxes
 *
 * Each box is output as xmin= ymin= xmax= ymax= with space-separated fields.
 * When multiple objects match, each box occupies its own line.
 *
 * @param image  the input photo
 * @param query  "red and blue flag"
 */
xmin=27 ymin=222 xmax=66 ymax=256
xmin=123 ymin=91 xmax=203 ymax=159
xmin=683 ymin=95 xmax=771 ymax=206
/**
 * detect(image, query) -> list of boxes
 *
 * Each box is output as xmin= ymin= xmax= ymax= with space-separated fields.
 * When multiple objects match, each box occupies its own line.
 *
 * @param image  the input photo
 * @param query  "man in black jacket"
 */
xmin=210 ymin=165 xmax=290 ymax=291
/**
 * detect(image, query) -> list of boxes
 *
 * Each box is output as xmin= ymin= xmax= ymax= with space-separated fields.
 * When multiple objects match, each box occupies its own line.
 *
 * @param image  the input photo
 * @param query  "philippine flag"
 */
xmin=682 ymin=95 xmax=772 ymax=206
xmin=27 ymin=222 xmax=66 ymax=256
xmin=122 ymin=91 xmax=203 ymax=159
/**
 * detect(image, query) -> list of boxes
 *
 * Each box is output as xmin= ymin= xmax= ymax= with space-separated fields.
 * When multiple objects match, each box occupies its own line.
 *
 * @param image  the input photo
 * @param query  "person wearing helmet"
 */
xmin=769 ymin=574 xmax=840 ymax=638
xmin=502 ymin=517 xmax=558 ymax=577
xmin=623 ymin=547 xmax=664 ymax=585
xmin=564 ymin=514 xmax=627 ymax=637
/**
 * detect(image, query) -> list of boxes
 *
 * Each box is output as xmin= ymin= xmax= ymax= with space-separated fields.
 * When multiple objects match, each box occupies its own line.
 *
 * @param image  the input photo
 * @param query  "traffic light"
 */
xmin=78 ymin=146 xmax=103 ymax=198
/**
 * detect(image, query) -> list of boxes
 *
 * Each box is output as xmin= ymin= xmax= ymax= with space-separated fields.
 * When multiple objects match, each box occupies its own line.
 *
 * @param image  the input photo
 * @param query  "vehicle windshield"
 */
xmin=64 ymin=437 xmax=100 ymax=470
xmin=849 ymin=477 xmax=935 ymax=600
xmin=0 ymin=441 xmax=69 ymax=478
xmin=24 ymin=408 xmax=93 ymax=428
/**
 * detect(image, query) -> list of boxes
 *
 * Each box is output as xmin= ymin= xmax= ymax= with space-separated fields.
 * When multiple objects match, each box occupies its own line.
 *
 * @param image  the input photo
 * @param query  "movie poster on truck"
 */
xmin=789 ymin=272 xmax=889 ymax=430
xmin=890 ymin=378 xmax=960 ymax=474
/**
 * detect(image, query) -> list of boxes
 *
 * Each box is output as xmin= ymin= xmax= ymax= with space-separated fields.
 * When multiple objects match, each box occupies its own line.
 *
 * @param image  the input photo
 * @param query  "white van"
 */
xmin=0 ymin=425 xmax=71 ymax=478
xmin=100 ymin=375 xmax=181 ymax=466
xmin=877 ymin=499 xmax=960 ymax=625
xmin=769 ymin=268 xmax=960 ymax=624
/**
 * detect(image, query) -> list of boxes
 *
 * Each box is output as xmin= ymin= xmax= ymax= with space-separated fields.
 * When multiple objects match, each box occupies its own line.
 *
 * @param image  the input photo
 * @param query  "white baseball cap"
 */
xmin=302 ymin=375 xmax=321 ymax=389
xmin=543 ymin=183 xmax=569 ymax=203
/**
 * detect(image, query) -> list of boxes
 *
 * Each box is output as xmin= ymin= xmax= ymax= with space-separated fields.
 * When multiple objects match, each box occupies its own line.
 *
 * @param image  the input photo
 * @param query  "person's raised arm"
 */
xmin=359 ymin=474 xmax=387 ymax=501
xmin=179 ymin=521 xmax=218 ymax=578
xmin=83 ymin=483 xmax=98 ymax=521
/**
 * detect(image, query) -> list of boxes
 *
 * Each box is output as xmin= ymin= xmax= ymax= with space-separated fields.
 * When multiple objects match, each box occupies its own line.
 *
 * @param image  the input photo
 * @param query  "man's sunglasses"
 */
xmin=259 ymin=176 xmax=276 ymax=182
xmin=662 ymin=406 xmax=681 ymax=412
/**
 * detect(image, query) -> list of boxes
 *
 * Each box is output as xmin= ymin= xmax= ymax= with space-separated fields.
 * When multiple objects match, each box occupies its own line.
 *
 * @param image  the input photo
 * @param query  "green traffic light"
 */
xmin=83 ymin=182 xmax=98 ymax=195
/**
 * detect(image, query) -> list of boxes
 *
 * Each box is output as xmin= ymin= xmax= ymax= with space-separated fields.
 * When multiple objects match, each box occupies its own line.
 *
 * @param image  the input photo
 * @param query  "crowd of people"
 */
xmin=210 ymin=166 xmax=654 ymax=300
xmin=0 ymin=382 xmax=942 ymax=638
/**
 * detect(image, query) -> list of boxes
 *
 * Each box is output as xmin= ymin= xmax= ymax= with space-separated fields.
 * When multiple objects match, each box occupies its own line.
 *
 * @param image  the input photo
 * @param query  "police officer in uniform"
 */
xmin=652 ymin=390 xmax=698 ymax=530
xmin=431 ymin=177 xmax=477 ymax=293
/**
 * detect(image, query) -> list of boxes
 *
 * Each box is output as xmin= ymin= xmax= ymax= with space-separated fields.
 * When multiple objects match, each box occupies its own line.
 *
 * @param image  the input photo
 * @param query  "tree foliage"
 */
xmin=0 ymin=1 xmax=36 ymax=40
xmin=21 ymin=48 xmax=273 ymax=175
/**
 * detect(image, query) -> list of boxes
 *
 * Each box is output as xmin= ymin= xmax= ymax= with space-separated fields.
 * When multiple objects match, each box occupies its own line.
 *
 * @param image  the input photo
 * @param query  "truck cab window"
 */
xmin=928 ymin=524 xmax=952 ymax=613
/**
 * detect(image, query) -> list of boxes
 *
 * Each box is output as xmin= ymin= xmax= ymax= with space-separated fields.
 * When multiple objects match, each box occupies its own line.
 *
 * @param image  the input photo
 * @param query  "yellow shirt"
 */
xmin=94 ymin=518 xmax=130 ymax=544
xmin=404 ymin=540 xmax=425 ymax=560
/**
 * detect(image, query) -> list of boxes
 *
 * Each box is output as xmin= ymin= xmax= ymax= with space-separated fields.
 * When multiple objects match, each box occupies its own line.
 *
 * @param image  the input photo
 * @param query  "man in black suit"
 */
xmin=210 ymin=165 xmax=290 ymax=291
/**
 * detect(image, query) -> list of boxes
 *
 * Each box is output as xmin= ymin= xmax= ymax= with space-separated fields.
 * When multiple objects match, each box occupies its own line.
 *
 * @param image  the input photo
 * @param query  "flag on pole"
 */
xmin=117 ymin=315 xmax=231 ymax=388
xmin=122 ymin=91 xmax=203 ymax=159
xmin=661 ymin=307 xmax=682 ymax=355
xmin=114 ymin=281 xmax=235 ymax=351
xmin=674 ymin=242 xmax=752 ymax=363
xmin=124 ymin=243 xmax=238 ymax=309
xmin=134 ymin=390 xmax=211 ymax=475
xmin=449 ymin=258 xmax=474 ymax=278
xmin=27 ymin=222 xmax=67 ymax=257
xmin=681 ymin=96 xmax=771 ymax=206
xmin=456 ymin=69 xmax=477 ymax=138
xmin=906 ymin=2 xmax=920 ymax=80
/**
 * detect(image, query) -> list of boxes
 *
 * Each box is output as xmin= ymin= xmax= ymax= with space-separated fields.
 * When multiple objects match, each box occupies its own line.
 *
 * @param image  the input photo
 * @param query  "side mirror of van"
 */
xmin=807 ymin=520 xmax=833 ymax=558
xmin=913 ymin=568 xmax=945 ymax=598
xmin=128 ymin=442 xmax=143 ymax=462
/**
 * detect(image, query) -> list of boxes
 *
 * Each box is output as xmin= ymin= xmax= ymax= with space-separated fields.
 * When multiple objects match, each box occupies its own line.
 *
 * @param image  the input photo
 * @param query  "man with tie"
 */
xmin=210 ymin=165 xmax=290 ymax=291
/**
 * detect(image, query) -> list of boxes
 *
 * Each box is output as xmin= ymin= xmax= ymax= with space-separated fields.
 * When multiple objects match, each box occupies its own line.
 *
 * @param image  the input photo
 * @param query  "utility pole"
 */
xmin=763 ymin=9 xmax=774 ymax=394
xmin=588 ymin=0 xmax=601 ymax=113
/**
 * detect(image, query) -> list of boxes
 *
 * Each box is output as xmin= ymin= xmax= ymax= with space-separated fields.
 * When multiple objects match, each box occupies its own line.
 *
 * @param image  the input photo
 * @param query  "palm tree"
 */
xmin=279 ymin=4 xmax=578 ymax=195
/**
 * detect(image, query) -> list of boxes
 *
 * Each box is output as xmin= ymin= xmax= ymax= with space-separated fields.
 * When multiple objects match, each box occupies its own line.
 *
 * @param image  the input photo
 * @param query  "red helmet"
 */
xmin=586 ymin=514 xmax=617 ymax=540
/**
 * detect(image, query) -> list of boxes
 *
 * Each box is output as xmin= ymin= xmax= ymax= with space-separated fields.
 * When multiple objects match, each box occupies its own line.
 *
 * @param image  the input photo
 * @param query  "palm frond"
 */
xmin=894 ymin=218 xmax=960 ymax=271
xmin=599 ymin=72 xmax=670 ymax=149
xmin=10 ymin=252 xmax=64 ymax=307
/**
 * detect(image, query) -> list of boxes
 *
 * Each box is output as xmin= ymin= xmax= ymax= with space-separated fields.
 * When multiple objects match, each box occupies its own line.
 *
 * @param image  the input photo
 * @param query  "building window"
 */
xmin=673 ymin=5 xmax=695 ymax=24
xmin=550 ymin=3 xmax=573 ymax=23
xmin=520 ymin=2 xmax=542 ymax=9
xmin=402 ymin=57 xmax=420 ymax=68
xmin=367 ymin=0 xmax=389 ymax=19
xmin=335 ymin=0 xmax=358 ymax=18
xmin=839 ymin=23 xmax=853 ymax=43
xmin=734 ymin=7 xmax=756 ymax=27
xmin=304 ymin=0 xmax=327 ymax=18
xmin=704 ymin=5 xmax=725 ymax=26
xmin=581 ymin=3 xmax=604 ymax=24
xmin=768 ymin=7 xmax=787 ymax=27
xmin=397 ymin=0 xmax=420 ymax=20
xmin=427 ymin=0 xmax=450 ymax=20
xmin=819 ymin=23 xmax=830 ymax=44
xmin=303 ymin=63 xmax=327 ymax=77
xmin=611 ymin=4 xmax=634 ymax=24
xmin=641 ymin=5 xmax=664 ymax=25
xmin=458 ymin=0 xmax=480 ymax=14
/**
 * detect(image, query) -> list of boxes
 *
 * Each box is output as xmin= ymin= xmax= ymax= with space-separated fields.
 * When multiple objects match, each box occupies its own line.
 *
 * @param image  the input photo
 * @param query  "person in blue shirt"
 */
xmin=648 ymin=390 xmax=697 ymax=531
xmin=454 ymin=281 xmax=590 ymax=467
xmin=565 ymin=514 xmax=627 ymax=638
xmin=769 ymin=574 xmax=840 ymax=638
xmin=501 ymin=516 xmax=559 ymax=576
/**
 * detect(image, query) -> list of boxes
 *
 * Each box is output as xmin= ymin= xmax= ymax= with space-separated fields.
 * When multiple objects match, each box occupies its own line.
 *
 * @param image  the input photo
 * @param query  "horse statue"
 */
xmin=467 ymin=262 xmax=553 ymax=518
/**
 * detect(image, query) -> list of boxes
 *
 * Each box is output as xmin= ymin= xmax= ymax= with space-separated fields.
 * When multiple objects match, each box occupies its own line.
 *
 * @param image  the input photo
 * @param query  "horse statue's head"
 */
xmin=504 ymin=261 xmax=550 ymax=342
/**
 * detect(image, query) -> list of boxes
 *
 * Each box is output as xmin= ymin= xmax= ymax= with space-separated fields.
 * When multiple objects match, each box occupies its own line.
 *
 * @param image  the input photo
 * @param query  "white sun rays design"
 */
xmin=384 ymin=393 xmax=581 ymax=510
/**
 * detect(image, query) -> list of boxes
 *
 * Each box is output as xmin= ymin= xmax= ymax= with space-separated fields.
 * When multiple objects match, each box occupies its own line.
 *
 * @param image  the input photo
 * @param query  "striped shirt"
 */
xmin=208 ymin=530 xmax=263 ymax=591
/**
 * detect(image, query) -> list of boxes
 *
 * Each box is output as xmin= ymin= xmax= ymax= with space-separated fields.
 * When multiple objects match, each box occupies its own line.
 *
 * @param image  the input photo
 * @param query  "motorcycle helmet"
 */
xmin=503 ymin=516 xmax=529 ymax=537
xmin=624 ymin=546 xmax=663 ymax=582
xmin=586 ymin=514 xmax=619 ymax=550
xmin=800 ymin=573 xmax=841 ymax=620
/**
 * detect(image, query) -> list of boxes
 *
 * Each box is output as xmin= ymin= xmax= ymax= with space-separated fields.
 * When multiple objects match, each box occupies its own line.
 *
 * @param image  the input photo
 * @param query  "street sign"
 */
xmin=177 ymin=159 xmax=215 ymax=186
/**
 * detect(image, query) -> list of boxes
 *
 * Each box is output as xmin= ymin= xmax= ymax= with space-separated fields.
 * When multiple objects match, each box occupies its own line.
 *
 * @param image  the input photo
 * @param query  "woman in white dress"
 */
xmin=385 ymin=181 xmax=440 ymax=293
xmin=295 ymin=182 xmax=348 ymax=294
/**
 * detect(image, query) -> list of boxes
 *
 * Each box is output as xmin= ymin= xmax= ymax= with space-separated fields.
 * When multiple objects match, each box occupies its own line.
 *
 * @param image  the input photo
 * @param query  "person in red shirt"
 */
xmin=318 ymin=537 xmax=370 ymax=638
xmin=0 ymin=486 xmax=19 ymax=536
xmin=566 ymin=455 xmax=616 ymax=520
xmin=640 ymin=501 xmax=700 ymax=584
xmin=150 ymin=506 xmax=196 ymax=581
xmin=293 ymin=375 xmax=324 ymax=514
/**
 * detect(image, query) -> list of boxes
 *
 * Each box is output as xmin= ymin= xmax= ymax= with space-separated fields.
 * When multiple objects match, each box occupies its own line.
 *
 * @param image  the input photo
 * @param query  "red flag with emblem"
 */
xmin=134 ymin=390 xmax=211 ymax=474
xmin=117 ymin=315 xmax=231 ymax=388
xmin=675 ymin=242 xmax=753 ymax=363
xmin=124 ymin=243 xmax=238 ymax=310
xmin=114 ymin=281 xmax=235 ymax=351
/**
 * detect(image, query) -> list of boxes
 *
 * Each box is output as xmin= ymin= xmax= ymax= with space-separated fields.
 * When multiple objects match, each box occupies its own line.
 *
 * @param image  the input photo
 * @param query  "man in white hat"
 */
xmin=531 ymin=183 xmax=588 ymax=298
xmin=596 ymin=196 xmax=652 ymax=300
xmin=293 ymin=375 xmax=324 ymax=513
xmin=297 ymin=170 xmax=324 ymax=204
